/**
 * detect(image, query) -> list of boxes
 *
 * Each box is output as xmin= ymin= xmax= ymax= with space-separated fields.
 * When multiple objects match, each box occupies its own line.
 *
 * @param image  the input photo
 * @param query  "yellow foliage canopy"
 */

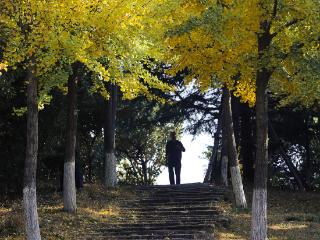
xmin=0 ymin=0 xmax=178 ymax=100
xmin=165 ymin=0 xmax=320 ymax=106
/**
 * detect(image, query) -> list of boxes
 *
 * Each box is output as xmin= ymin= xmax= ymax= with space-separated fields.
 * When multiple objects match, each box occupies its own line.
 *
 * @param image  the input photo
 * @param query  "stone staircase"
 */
xmin=89 ymin=183 xmax=230 ymax=240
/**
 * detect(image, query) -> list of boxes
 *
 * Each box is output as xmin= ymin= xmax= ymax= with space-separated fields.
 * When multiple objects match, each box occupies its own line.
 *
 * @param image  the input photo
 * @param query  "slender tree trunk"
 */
xmin=88 ymin=155 xmax=93 ymax=183
xmin=204 ymin=111 xmax=222 ymax=183
xmin=220 ymin=155 xmax=228 ymax=187
xmin=281 ymin=149 xmax=306 ymax=191
xmin=231 ymin=95 xmax=241 ymax=148
xmin=141 ymin=160 xmax=148 ymax=184
xmin=240 ymin=103 xmax=255 ymax=182
xmin=104 ymin=83 xmax=117 ymax=187
xmin=304 ymin=115 xmax=312 ymax=189
xmin=128 ymin=157 xmax=141 ymax=183
xmin=211 ymin=107 xmax=223 ymax=184
xmin=305 ymin=144 xmax=312 ymax=189
xmin=269 ymin=122 xmax=306 ymax=191
xmin=63 ymin=64 xmax=80 ymax=212
xmin=221 ymin=99 xmax=229 ymax=187
xmin=23 ymin=68 xmax=41 ymax=240
xmin=251 ymin=20 xmax=272 ymax=240
xmin=223 ymin=87 xmax=247 ymax=208
xmin=88 ymin=135 xmax=97 ymax=184
xmin=204 ymin=153 xmax=214 ymax=183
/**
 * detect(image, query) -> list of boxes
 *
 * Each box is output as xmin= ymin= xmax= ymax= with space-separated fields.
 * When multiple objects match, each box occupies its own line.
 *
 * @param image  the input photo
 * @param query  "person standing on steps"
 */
xmin=166 ymin=131 xmax=185 ymax=185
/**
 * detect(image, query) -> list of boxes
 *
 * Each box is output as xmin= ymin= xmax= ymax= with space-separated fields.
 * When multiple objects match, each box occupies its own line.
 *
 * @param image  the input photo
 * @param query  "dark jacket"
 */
xmin=166 ymin=139 xmax=185 ymax=165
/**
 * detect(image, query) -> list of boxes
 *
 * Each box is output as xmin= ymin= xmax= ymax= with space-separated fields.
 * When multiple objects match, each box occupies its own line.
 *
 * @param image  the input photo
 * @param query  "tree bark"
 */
xmin=221 ymin=98 xmax=229 ymax=187
xmin=211 ymin=106 xmax=223 ymax=184
xmin=223 ymin=87 xmax=247 ymax=208
xmin=231 ymin=95 xmax=241 ymax=148
xmin=104 ymin=83 xmax=118 ymax=187
xmin=240 ymin=103 xmax=255 ymax=182
xmin=251 ymin=70 xmax=269 ymax=240
xmin=204 ymin=110 xmax=222 ymax=183
xmin=221 ymin=156 xmax=228 ymax=187
xmin=23 ymin=68 xmax=41 ymax=240
xmin=251 ymin=20 xmax=272 ymax=240
xmin=63 ymin=63 xmax=80 ymax=212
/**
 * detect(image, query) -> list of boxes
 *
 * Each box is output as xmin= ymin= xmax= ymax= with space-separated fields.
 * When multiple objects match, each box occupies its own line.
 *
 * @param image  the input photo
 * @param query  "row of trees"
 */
xmin=165 ymin=1 xmax=319 ymax=239
xmin=1 ymin=0 xmax=319 ymax=240
xmin=1 ymin=0 xmax=177 ymax=239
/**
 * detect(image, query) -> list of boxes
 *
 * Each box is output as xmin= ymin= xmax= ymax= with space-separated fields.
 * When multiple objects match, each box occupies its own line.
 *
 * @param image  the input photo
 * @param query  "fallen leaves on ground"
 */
xmin=216 ymin=185 xmax=320 ymax=240
xmin=0 ymin=183 xmax=136 ymax=240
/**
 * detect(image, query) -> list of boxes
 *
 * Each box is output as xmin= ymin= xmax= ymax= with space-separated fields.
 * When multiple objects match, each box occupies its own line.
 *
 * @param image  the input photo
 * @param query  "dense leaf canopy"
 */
xmin=165 ymin=0 xmax=320 ymax=106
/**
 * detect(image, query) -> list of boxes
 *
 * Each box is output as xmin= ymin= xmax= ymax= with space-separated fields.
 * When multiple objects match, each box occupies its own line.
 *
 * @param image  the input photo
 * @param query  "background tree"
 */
xmin=104 ymin=83 xmax=118 ymax=187
xmin=63 ymin=63 xmax=82 ymax=212
xmin=0 ymin=0 xmax=181 ymax=236
xmin=164 ymin=1 xmax=319 ymax=239
xmin=222 ymin=87 xmax=247 ymax=208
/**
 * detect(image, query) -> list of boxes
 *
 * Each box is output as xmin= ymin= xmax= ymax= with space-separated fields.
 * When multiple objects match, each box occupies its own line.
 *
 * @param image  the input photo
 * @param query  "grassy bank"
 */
xmin=217 ymin=185 xmax=320 ymax=240
xmin=0 ymin=184 xmax=135 ymax=240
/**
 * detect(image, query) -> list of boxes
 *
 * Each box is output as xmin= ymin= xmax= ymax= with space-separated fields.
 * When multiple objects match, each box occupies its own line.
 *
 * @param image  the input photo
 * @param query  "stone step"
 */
xmin=127 ymin=191 xmax=225 ymax=196
xmin=87 ymin=231 xmax=214 ymax=240
xmin=136 ymin=188 xmax=224 ymax=193
xmin=111 ymin=219 xmax=218 ymax=226
xmin=100 ymin=224 xmax=215 ymax=235
xmin=136 ymin=183 xmax=215 ymax=189
xmin=145 ymin=191 xmax=226 ymax=196
xmin=121 ymin=201 xmax=219 ymax=207
xmin=123 ymin=197 xmax=221 ymax=204
xmin=120 ymin=205 xmax=219 ymax=212
xmin=141 ymin=194 xmax=225 ymax=200
xmin=124 ymin=210 xmax=220 ymax=217
xmin=138 ymin=190 xmax=226 ymax=196
xmin=154 ymin=188 xmax=223 ymax=192
xmin=122 ymin=214 xmax=226 ymax=220
xmin=104 ymin=222 xmax=214 ymax=228
xmin=110 ymin=218 xmax=229 ymax=227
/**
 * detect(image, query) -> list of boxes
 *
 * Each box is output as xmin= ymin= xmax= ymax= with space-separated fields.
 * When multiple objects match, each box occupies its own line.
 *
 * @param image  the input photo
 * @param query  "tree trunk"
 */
xmin=88 ymin=154 xmax=93 ymax=183
xmin=204 ymin=110 xmax=222 ymax=183
xmin=88 ymin=135 xmax=97 ymax=184
xmin=304 ymin=115 xmax=312 ymax=189
xmin=141 ymin=160 xmax=148 ymax=184
xmin=63 ymin=64 xmax=80 ymax=212
xmin=104 ymin=83 xmax=117 ymax=187
xmin=211 ymin=107 xmax=223 ymax=184
xmin=223 ymin=87 xmax=247 ymax=208
xmin=231 ymin=95 xmax=241 ymax=148
xmin=251 ymin=20 xmax=271 ymax=240
xmin=251 ymin=70 xmax=269 ymax=240
xmin=221 ymin=155 xmax=228 ymax=187
xmin=269 ymin=122 xmax=306 ymax=191
xmin=221 ymin=99 xmax=229 ymax=187
xmin=240 ymin=103 xmax=255 ymax=182
xmin=23 ymin=68 xmax=41 ymax=240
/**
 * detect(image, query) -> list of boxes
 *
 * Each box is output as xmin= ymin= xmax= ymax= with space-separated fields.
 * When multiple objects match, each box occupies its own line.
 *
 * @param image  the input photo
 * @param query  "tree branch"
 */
xmin=271 ymin=18 xmax=304 ymax=39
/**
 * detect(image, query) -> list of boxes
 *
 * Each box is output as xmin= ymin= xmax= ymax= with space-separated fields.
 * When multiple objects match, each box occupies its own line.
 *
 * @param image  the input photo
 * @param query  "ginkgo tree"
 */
xmin=165 ymin=0 xmax=250 ymax=211
xmin=0 ymin=0 xmax=179 ymax=239
xmin=164 ymin=0 xmax=320 ymax=239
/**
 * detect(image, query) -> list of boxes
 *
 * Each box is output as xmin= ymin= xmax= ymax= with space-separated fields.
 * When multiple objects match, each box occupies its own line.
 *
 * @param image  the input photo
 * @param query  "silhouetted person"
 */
xmin=166 ymin=131 xmax=185 ymax=185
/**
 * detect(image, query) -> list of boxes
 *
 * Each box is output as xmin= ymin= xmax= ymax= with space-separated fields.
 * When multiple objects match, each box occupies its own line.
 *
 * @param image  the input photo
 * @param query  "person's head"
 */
xmin=170 ymin=131 xmax=176 ymax=140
